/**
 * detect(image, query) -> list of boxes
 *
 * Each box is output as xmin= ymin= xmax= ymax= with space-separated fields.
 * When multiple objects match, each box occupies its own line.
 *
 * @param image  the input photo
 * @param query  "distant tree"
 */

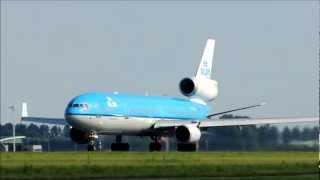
xmin=26 ymin=124 xmax=41 ymax=137
xmin=50 ymin=126 xmax=61 ymax=137
xmin=219 ymin=114 xmax=250 ymax=119
xmin=0 ymin=123 xmax=13 ymax=137
xmin=282 ymin=127 xmax=292 ymax=145
xmin=268 ymin=126 xmax=279 ymax=145
xmin=15 ymin=124 xmax=27 ymax=136
xmin=241 ymin=126 xmax=259 ymax=150
xmin=39 ymin=125 xmax=50 ymax=138
xmin=62 ymin=125 xmax=70 ymax=137
xmin=258 ymin=125 xmax=270 ymax=147
xmin=301 ymin=127 xmax=312 ymax=140
xmin=206 ymin=114 xmax=251 ymax=150
xmin=230 ymin=126 xmax=243 ymax=149
xmin=208 ymin=126 xmax=242 ymax=150
xmin=219 ymin=114 xmax=234 ymax=119
xmin=291 ymin=127 xmax=301 ymax=141
xmin=311 ymin=127 xmax=318 ymax=140
xmin=234 ymin=115 xmax=250 ymax=119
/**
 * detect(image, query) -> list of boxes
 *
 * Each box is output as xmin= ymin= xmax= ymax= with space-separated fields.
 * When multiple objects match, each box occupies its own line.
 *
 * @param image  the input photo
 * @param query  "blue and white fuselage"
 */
xmin=65 ymin=92 xmax=209 ymax=135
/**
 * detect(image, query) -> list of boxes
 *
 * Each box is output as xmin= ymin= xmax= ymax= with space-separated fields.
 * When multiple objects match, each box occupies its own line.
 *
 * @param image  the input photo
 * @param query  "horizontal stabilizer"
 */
xmin=20 ymin=102 xmax=66 ymax=125
xmin=21 ymin=117 xmax=67 ymax=125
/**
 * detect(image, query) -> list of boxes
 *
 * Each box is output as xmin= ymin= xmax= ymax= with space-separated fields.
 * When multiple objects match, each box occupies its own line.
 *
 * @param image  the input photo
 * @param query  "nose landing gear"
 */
xmin=87 ymin=131 xmax=98 ymax=151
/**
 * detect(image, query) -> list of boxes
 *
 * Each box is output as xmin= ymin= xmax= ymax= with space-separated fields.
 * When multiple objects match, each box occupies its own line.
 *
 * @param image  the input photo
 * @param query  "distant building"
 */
xmin=26 ymin=145 xmax=43 ymax=152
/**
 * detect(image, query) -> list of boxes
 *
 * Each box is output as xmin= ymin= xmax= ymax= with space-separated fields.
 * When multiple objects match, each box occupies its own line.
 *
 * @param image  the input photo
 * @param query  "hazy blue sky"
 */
xmin=1 ymin=1 xmax=318 ymax=124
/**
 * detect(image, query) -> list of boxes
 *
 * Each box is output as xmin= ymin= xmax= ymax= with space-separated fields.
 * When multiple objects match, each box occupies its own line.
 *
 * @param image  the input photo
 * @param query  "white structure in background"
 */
xmin=0 ymin=136 xmax=26 ymax=152
xmin=26 ymin=145 xmax=42 ymax=152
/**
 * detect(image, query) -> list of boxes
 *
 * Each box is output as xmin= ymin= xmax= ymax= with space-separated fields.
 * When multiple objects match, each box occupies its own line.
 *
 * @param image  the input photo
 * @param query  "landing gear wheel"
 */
xmin=87 ymin=131 xmax=98 ymax=151
xmin=111 ymin=143 xmax=130 ymax=151
xmin=149 ymin=142 xmax=162 ymax=151
xmin=177 ymin=143 xmax=197 ymax=151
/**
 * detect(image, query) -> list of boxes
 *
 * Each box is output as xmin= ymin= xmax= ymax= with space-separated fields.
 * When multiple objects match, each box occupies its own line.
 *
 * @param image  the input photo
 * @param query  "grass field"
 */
xmin=0 ymin=151 xmax=318 ymax=180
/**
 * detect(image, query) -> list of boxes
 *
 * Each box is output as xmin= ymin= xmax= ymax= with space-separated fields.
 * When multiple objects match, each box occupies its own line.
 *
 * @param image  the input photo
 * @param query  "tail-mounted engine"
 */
xmin=179 ymin=76 xmax=218 ymax=102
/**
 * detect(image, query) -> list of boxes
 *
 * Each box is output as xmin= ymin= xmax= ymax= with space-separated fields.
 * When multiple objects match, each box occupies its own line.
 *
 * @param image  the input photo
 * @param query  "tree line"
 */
xmin=201 ymin=114 xmax=318 ymax=151
xmin=0 ymin=114 xmax=318 ymax=151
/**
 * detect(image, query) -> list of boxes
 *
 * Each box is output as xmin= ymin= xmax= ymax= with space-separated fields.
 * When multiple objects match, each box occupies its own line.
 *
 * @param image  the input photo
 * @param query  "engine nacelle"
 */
xmin=175 ymin=125 xmax=201 ymax=143
xmin=179 ymin=76 xmax=218 ymax=102
xmin=69 ymin=127 xmax=89 ymax=144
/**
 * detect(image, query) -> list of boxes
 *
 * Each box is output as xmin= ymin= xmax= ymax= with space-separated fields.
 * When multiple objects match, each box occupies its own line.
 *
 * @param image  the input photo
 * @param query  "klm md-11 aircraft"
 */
xmin=21 ymin=39 xmax=317 ymax=151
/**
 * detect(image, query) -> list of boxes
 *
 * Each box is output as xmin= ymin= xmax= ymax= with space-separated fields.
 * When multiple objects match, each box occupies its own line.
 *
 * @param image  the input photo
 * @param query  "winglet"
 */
xmin=21 ymin=102 xmax=28 ymax=118
xmin=196 ymin=39 xmax=215 ymax=79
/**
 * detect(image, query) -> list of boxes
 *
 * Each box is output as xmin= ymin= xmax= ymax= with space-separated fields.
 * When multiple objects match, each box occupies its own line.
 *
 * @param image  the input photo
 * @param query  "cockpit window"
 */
xmin=80 ymin=104 xmax=88 ymax=109
xmin=72 ymin=103 xmax=88 ymax=109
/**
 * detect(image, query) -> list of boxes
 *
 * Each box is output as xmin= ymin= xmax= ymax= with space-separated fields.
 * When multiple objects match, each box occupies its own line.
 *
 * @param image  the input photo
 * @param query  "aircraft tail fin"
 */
xmin=196 ymin=39 xmax=215 ymax=79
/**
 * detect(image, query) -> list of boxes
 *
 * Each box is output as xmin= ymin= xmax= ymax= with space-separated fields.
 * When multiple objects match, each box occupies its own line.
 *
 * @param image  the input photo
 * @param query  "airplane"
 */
xmin=21 ymin=39 xmax=318 ymax=151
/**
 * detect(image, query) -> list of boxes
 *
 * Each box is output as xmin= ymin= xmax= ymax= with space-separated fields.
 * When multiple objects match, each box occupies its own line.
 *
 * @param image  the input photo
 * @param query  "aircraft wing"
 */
xmin=154 ymin=117 xmax=318 ymax=129
xmin=198 ymin=117 xmax=318 ymax=128
xmin=153 ymin=102 xmax=318 ymax=128
xmin=21 ymin=117 xmax=67 ymax=125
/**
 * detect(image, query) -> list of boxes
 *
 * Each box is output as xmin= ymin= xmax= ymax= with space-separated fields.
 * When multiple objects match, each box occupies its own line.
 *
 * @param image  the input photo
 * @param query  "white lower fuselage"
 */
xmin=66 ymin=115 xmax=162 ymax=135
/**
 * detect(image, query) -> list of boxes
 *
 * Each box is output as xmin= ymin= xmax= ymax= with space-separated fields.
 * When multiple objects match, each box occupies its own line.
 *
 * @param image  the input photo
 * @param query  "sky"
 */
xmin=1 ymin=1 xmax=319 ymax=125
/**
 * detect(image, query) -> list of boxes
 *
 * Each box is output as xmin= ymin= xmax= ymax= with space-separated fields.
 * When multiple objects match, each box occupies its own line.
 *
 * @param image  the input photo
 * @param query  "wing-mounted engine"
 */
xmin=175 ymin=124 xmax=201 ymax=143
xmin=179 ymin=76 xmax=218 ymax=102
xmin=69 ymin=127 xmax=89 ymax=144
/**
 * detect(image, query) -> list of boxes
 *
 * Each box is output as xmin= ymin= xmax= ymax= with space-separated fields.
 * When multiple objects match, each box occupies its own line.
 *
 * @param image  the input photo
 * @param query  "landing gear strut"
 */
xmin=87 ymin=141 xmax=96 ymax=151
xmin=87 ymin=131 xmax=98 ymax=151
xmin=149 ymin=136 xmax=162 ymax=151
xmin=111 ymin=135 xmax=130 ymax=151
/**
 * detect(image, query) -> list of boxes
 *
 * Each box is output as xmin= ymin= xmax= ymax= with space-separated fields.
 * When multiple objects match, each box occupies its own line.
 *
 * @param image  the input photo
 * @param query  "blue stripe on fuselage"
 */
xmin=65 ymin=92 xmax=209 ymax=120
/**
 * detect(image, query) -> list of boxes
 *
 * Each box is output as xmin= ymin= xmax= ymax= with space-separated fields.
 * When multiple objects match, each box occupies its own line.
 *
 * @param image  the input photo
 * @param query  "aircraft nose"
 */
xmin=64 ymin=106 xmax=83 ymax=128
xmin=64 ymin=106 xmax=74 ymax=116
xmin=65 ymin=101 xmax=74 ymax=115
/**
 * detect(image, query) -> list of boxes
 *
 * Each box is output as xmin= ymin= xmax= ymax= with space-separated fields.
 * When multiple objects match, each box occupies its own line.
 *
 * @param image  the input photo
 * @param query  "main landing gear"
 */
xmin=87 ymin=131 xmax=98 ymax=151
xmin=111 ymin=135 xmax=130 ymax=151
xmin=149 ymin=136 xmax=162 ymax=151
